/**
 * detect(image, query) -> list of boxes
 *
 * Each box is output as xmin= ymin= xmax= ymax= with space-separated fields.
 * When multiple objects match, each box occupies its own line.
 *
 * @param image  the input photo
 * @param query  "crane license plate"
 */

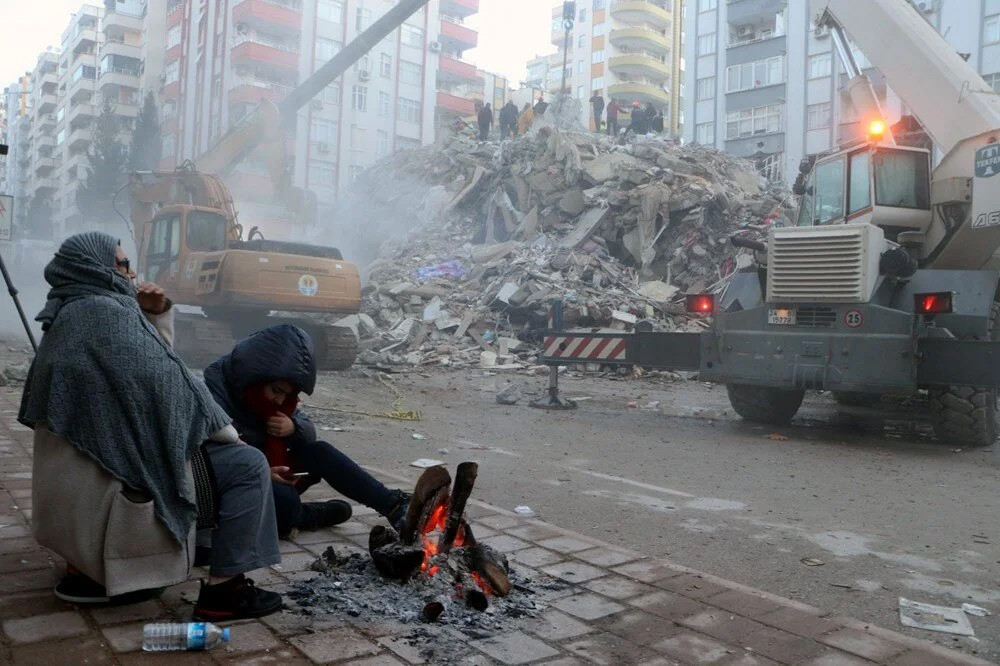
xmin=768 ymin=308 xmax=797 ymax=325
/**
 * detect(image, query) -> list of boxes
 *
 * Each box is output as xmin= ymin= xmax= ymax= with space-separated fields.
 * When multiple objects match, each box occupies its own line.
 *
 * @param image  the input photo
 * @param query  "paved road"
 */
xmin=300 ymin=368 xmax=1000 ymax=663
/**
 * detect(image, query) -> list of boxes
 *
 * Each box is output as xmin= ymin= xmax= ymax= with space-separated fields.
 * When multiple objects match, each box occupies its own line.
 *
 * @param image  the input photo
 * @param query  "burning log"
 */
xmin=440 ymin=462 xmax=478 ymax=554
xmin=469 ymin=543 xmax=512 ymax=598
xmin=399 ymin=465 xmax=452 ymax=544
xmin=369 ymin=525 xmax=425 ymax=581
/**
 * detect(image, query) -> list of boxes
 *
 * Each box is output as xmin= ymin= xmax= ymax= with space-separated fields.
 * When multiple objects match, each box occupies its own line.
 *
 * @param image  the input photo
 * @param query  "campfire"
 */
xmin=367 ymin=462 xmax=512 ymax=617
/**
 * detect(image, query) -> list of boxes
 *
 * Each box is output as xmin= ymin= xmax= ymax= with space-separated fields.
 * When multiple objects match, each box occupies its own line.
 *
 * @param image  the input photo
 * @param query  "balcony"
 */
xmin=609 ymin=27 xmax=670 ymax=54
xmin=440 ymin=0 xmax=478 ymax=19
xmin=31 ymin=175 xmax=57 ymax=194
xmin=167 ymin=1 xmax=183 ymax=27
xmin=99 ymin=68 xmax=140 ymax=90
xmin=39 ymin=72 xmax=60 ymax=92
xmin=68 ymin=125 xmax=93 ymax=151
xmin=726 ymin=0 xmax=785 ymax=27
xmin=113 ymin=101 xmax=140 ymax=119
xmin=608 ymin=81 xmax=670 ymax=106
xmin=34 ymin=157 xmax=58 ymax=175
xmin=36 ymin=93 xmax=58 ymax=114
xmin=67 ymin=102 xmax=96 ymax=128
xmin=608 ymin=54 xmax=671 ymax=80
xmin=68 ymin=75 xmax=97 ymax=104
xmin=103 ymin=10 xmax=143 ymax=33
xmin=440 ymin=18 xmax=478 ymax=51
xmin=229 ymin=79 xmax=292 ymax=105
xmin=231 ymin=37 xmax=300 ymax=71
xmin=62 ymin=151 xmax=88 ymax=176
xmin=437 ymin=54 xmax=478 ymax=85
xmin=610 ymin=1 xmax=672 ymax=28
xmin=35 ymin=136 xmax=55 ymax=151
xmin=436 ymin=91 xmax=475 ymax=116
xmin=233 ymin=0 xmax=302 ymax=34
xmin=72 ymin=29 xmax=99 ymax=53
xmin=162 ymin=81 xmax=180 ymax=99
xmin=102 ymin=40 xmax=142 ymax=60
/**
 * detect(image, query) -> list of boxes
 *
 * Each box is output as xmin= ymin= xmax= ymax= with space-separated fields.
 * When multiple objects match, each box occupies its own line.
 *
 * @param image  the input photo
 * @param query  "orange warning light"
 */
xmin=868 ymin=119 xmax=886 ymax=140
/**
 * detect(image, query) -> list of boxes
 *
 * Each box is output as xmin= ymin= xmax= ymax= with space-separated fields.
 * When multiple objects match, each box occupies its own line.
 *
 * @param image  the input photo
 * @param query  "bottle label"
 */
xmin=187 ymin=623 xmax=207 ymax=650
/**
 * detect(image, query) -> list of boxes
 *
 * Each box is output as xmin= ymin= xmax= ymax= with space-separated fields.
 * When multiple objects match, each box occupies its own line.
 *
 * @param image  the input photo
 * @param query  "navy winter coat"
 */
xmin=204 ymin=324 xmax=319 ymax=452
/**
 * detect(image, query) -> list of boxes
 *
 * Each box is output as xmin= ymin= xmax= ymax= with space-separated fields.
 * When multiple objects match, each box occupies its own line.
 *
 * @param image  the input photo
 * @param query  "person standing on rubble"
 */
xmin=477 ymin=102 xmax=493 ymax=141
xmin=203 ymin=325 xmax=411 ymax=542
xmin=499 ymin=100 xmax=518 ymax=139
xmin=534 ymin=95 xmax=549 ymax=117
xmin=627 ymin=101 xmax=649 ymax=136
xmin=518 ymin=102 xmax=535 ymax=135
xmin=589 ymin=91 xmax=605 ymax=133
xmin=606 ymin=99 xmax=623 ymax=137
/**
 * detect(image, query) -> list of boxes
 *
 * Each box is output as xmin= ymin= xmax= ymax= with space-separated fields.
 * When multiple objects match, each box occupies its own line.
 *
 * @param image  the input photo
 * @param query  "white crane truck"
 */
xmin=536 ymin=0 xmax=1000 ymax=447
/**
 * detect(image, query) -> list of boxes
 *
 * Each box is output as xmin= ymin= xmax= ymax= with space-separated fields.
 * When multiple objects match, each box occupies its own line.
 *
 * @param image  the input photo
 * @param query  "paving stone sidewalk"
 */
xmin=0 ymin=387 xmax=991 ymax=665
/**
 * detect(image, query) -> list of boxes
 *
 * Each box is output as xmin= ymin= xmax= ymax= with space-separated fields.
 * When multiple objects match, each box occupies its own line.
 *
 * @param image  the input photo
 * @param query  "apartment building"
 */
xmin=1 ymin=76 xmax=33 ymax=234
xmin=683 ymin=0 xmax=1000 ymax=185
xmin=162 ymin=0 xmax=480 ymax=231
xmin=525 ymin=0 xmax=684 ymax=136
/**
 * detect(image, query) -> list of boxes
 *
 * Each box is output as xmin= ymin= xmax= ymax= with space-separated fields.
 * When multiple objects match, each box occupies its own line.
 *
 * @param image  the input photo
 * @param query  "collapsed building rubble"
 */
xmin=327 ymin=128 xmax=794 ymax=368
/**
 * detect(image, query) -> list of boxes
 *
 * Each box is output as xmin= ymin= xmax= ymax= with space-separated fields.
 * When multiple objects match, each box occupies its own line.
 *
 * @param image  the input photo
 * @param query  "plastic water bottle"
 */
xmin=142 ymin=622 xmax=230 ymax=651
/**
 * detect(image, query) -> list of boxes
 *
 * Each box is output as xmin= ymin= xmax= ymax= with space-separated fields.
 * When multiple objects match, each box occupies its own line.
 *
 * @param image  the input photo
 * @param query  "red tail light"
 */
xmin=685 ymin=294 xmax=715 ymax=314
xmin=914 ymin=292 xmax=953 ymax=314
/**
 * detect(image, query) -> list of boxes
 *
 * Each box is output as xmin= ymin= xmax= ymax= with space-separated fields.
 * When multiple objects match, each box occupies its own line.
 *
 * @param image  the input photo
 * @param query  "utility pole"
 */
xmin=560 ymin=1 xmax=576 ymax=98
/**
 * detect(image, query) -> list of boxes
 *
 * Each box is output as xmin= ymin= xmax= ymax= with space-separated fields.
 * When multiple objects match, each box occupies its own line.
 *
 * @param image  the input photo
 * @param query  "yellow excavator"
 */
xmin=128 ymin=0 xmax=431 ymax=369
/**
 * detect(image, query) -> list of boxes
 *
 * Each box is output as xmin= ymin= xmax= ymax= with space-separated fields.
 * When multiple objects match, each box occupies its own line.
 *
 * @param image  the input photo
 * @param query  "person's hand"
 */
xmin=137 ymin=282 xmax=169 ymax=314
xmin=267 ymin=414 xmax=295 ymax=438
xmin=270 ymin=466 xmax=296 ymax=486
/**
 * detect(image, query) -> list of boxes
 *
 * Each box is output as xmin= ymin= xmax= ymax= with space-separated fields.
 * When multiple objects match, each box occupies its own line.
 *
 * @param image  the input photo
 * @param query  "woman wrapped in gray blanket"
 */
xmin=18 ymin=232 xmax=283 ymax=621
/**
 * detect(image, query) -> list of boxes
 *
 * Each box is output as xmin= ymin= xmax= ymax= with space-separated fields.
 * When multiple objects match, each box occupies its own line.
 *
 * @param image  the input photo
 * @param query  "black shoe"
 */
xmin=193 ymin=574 xmax=283 ymax=621
xmin=386 ymin=490 xmax=411 ymax=533
xmin=55 ymin=572 xmax=164 ymax=606
xmin=194 ymin=545 xmax=213 ymax=568
xmin=298 ymin=500 xmax=353 ymax=530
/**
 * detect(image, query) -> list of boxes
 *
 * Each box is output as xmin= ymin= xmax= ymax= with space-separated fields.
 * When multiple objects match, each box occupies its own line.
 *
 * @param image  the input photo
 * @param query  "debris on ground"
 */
xmin=898 ymin=597 xmax=976 ymax=636
xmin=962 ymin=603 xmax=991 ymax=617
xmin=513 ymin=506 xmax=535 ymax=517
xmin=800 ymin=557 xmax=825 ymax=567
xmin=411 ymin=458 xmax=445 ymax=468
xmin=327 ymin=127 xmax=792 ymax=368
xmin=495 ymin=383 xmax=522 ymax=405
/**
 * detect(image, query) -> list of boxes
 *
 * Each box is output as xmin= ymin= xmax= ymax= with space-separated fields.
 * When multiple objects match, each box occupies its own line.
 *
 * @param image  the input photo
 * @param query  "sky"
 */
xmin=0 ymin=0 xmax=557 ymax=91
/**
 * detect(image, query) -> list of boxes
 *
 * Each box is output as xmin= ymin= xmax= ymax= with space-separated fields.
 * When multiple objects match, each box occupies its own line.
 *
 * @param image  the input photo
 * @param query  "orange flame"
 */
xmin=417 ymin=502 xmax=490 ymax=595
xmin=470 ymin=572 xmax=494 ymax=597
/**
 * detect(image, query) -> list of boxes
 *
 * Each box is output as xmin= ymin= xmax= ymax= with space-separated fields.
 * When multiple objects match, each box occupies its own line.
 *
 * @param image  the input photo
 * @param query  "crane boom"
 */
xmin=811 ymin=0 xmax=1000 ymax=157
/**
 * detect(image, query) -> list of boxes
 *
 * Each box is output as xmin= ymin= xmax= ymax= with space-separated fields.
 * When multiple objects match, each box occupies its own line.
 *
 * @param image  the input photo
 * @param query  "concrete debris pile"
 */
xmin=333 ymin=128 xmax=793 ymax=368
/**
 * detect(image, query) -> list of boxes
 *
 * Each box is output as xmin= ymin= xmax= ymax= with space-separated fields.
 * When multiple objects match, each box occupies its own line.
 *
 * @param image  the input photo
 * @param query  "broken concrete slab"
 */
xmin=560 ymin=205 xmax=611 ymax=249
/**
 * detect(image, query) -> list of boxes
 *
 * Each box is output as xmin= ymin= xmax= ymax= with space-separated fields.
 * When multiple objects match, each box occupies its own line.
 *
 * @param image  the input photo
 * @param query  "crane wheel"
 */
xmin=316 ymin=325 xmax=359 ymax=371
xmin=928 ymin=302 xmax=1000 ymax=448
xmin=726 ymin=384 xmax=805 ymax=425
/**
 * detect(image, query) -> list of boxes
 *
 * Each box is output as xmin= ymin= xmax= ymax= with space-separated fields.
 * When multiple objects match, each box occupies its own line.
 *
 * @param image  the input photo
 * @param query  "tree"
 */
xmin=77 ymin=97 xmax=128 ymax=226
xmin=22 ymin=195 xmax=54 ymax=240
xmin=128 ymin=92 xmax=162 ymax=172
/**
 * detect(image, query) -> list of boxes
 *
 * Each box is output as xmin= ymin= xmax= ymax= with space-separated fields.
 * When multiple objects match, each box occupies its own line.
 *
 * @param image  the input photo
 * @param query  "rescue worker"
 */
xmin=589 ymin=91 xmax=605 ymax=133
xmin=517 ymin=102 xmax=535 ymax=135
xmin=477 ymin=103 xmax=493 ymax=141
xmin=606 ymin=99 xmax=624 ymax=137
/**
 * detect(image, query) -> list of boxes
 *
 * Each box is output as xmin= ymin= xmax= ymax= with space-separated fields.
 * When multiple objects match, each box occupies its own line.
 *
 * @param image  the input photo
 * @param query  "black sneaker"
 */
xmin=298 ymin=500 xmax=352 ymax=530
xmin=55 ymin=572 xmax=164 ymax=606
xmin=192 ymin=574 xmax=282 ymax=621
xmin=386 ymin=490 xmax=411 ymax=533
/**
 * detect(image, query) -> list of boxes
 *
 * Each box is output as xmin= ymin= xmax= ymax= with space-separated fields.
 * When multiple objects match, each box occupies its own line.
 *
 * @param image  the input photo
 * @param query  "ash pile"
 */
xmin=329 ymin=128 xmax=793 ymax=368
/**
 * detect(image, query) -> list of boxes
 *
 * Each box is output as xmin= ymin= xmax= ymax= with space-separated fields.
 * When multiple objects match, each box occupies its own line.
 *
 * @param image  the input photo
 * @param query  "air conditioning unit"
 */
xmin=736 ymin=25 xmax=754 ymax=39
xmin=428 ymin=41 xmax=441 ymax=53
xmin=310 ymin=99 xmax=323 ymax=110
xmin=315 ymin=141 xmax=329 ymax=153
xmin=814 ymin=24 xmax=829 ymax=39
xmin=358 ymin=70 xmax=370 ymax=81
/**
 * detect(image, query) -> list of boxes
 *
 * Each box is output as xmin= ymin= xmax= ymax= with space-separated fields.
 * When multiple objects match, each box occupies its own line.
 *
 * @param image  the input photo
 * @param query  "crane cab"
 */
xmin=795 ymin=143 xmax=932 ymax=244
xmin=138 ymin=204 xmax=230 ymax=297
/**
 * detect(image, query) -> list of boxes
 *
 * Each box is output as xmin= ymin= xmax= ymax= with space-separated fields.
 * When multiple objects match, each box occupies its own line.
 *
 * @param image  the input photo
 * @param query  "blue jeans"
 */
xmin=272 ymin=441 xmax=399 ymax=535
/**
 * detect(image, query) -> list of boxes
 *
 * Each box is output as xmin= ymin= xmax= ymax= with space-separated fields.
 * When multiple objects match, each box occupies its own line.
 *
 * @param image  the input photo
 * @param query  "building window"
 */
xmin=350 ymin=125 xmax=365 ymax=150
xmin=310 ymin=118 xmax=337 ymax=143
xmin=726 ymin=103 xmax=783 ymax=139
xmin=161 ymin=133 xmax=175 ymax=156
xmin=699 ymin=0 xmax=717 ymax=11
xmin=164 ymin=60 xmax=178 ymax=84
xmin=592 ymin=49 xmax=604 ymax=63
xmin=167 ymin=25 xmax=181 ymax=48
xmin=577 ymin=59 xmax=586 ymax=73
xmin=309 ymin=159 xmax=336 ymax=186
xmin=593 ymin=22 xmax=605 ymax=37
xmin=697 ymin=33 xmax=716 ymax=55
xmin=986 ymin=13 xmax=1000 ymax=44
xmin=380 ymin=53 xmax=391 ymax=77
xmin=725 ymin=56 xmax=783 ymax=92
xmin=322 ymin=83 xmax=341 ymax=105
xmin=593 ymin=0 xmax=605 ymax=8
xmin=578 ymin=34 xmax=586 ymax=48
xmin=807 ymin=53 xmax=831 ymax=79
xmin=591 ymin=75 xmax=603 ymax=91
xmin=356 ymin=55 xmax=370 ymax=73
xmin=356 ymin=8 xmax=371 ymax=32
xmin=400 ymin=60 xmax=422 ymax=86
xmin=696 ymin=76 xmax=715 ymax=101
xmin=315 ymin=37 xmax=341 ymax=61
xmin=807 ymin=102 xmax=832 ymax=130
xmin=985 ymin=72 xmax=1000 ymax=93
xmin=695 ymin=121 xmax=714 ymax=144
xmin=379 ymin=91 xmax=391 ymax=116
xmin=317 ymin=0 xmax=343 ymax=23
xmin=578 ymin=8 xmax=587 ymax=21
xmin=352 ymin=85 xmax=367 ymax=111
xmin=398 ymin=97 xmax=420 ymax=123
xmin=377 ymin=129 xmax=388 ymax=157
xmin=56 ymin=129 xmax=65 ymax=145
xmin=401 ymin=24 xmax=424 ymax=48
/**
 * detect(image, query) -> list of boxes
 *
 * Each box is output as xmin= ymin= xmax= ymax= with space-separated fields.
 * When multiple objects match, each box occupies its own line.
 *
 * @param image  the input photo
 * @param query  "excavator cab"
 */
xmin=796 ymin=143 xmax=932 ymax=242
xmin=140 ymin=204 xmax=229 ymax=290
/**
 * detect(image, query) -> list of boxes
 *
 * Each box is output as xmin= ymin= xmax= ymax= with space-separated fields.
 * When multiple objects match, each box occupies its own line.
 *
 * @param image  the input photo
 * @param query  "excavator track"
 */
xmin=173 ymin=311 xmax=358 ymax=372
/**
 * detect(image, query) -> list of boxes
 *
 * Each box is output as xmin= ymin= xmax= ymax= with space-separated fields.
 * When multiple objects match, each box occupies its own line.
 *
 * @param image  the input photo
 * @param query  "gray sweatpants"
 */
xmin=204 ymin=443 xmax=281 ymax=576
